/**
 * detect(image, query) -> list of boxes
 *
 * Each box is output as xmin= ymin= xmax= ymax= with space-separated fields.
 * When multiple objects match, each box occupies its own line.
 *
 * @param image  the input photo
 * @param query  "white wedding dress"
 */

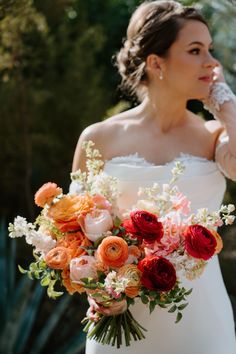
xmin=85 ymin=153 xmax=236 ymax=354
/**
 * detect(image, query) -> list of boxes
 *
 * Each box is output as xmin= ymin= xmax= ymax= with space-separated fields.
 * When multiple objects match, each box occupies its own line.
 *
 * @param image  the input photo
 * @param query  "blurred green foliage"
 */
xmin=1 ymin=0 xmax=236 ymax=352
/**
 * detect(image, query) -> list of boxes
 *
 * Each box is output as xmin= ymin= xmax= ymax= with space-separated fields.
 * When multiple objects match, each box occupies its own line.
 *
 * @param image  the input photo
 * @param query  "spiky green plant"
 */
xmin=0 ymin=219 xmax=86 ymax=354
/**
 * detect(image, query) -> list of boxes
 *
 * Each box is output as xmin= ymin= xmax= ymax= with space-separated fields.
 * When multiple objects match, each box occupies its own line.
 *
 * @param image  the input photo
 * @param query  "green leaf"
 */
xmin=149 ymin=301 xmax=156 ymax=314
xmin=158 ymin=303 xmax=167 ymax=308
xmin=178 ymin=303 xmax=188 ymax=311
xmin=175 ymin=312 xmax=183 ymax=323
xmin=140 ymin=294 xmax=149 ymax=304
xmin=113 ymin=229 xmax=119 ymax=236
xmin=18 ymin=265 xmax=27 ymax=274
xmin=168 ymin=305 xmax=177 ymax=313
xmin=185 ymin=288 xmax=193 ymax=296
xmin=114 ymin=216 xmax=121 ymax=227
xmin=40 ymin=277 xmax=50 ymax=287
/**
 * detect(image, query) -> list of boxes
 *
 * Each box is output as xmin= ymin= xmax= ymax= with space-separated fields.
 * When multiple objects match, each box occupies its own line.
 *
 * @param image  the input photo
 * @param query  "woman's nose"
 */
xmin=203 ymin=52 xmax=219 ymax=69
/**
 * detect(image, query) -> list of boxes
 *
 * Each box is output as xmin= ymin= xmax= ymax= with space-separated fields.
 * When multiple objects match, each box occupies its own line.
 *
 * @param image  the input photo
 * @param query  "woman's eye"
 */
xmin=189 ymin=48 xmax=200 ymax=55
xmin=209 ymin=48 xmax=214 ymax=55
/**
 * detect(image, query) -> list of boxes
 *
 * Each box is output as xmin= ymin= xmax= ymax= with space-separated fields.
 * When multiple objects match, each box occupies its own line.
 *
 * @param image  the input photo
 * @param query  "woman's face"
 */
xmin=161 ymin=20 xmax=218 ymax=100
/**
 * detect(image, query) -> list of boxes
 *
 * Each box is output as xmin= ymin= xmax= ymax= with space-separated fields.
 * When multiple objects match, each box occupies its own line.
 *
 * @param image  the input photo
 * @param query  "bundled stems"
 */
xmin=83 ymin=309 xmax=147 ymax=348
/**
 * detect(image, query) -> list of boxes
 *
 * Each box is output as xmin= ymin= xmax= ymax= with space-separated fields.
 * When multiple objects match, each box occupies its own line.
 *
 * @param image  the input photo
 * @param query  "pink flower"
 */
xmin=83 ymin=209 xmax=113 ymax=242
xmin=34 ymin=182 xmax=62 ymax=208
xmin=172 ymin=192 xmax=190 ymax=216
xmin=70 ymin=256 xmax=97 ymax=283
xmin=145 ymin=216 xmax=182 ymax=257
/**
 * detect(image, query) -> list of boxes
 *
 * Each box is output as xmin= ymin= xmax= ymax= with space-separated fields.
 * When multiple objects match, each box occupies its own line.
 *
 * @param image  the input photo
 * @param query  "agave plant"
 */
xmin=0 ymin=219 xmax=87 ymax=354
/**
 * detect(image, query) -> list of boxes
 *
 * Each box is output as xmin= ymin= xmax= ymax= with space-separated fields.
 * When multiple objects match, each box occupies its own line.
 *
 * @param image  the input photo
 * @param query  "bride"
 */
xmin=71 ymin=1 xmax=236 ymax=353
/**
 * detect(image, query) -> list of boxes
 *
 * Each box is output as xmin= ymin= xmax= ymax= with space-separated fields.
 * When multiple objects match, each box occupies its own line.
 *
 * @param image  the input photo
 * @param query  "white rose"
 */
xmin=70 ymin=256 xmax=97 ymax=283
xmin=225 ymin=215 xmax=235 ymax=225
xmin=84 ymin=209 xmax=113 ymax=242
xmin=136 ymin=200 xmax=158 ymax=214
xmin=228 ymin=204 xmax=235 ymax=213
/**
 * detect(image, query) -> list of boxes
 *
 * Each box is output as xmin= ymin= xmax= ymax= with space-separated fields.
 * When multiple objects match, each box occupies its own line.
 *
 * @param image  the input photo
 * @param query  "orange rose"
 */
xmin=211 ymin=229 xmax=223 ymax=254
xmin=47 ymin=194 xmax=94 ymax=232
xmin=117 ymin=264 xmax=141 ymax=298
xmin=97 ymin=236 xmax=128 ymax=268
xmin=58 ymin=231 xmax=91 ymax=258
xmin=45 ymin=246 xmax=70 ymax=269
xmin=61 ymin=268 xmax=85 ymax=294
xmin=34 ymin=182 xmax=62 ymax=208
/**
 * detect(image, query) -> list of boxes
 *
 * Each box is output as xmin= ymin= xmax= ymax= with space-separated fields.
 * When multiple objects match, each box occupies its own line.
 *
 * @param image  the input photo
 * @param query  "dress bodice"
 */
xmin=87 ymin=153 xmax=236 ymax=354
xmin=104 ymin=153 xmax=227 ymax=213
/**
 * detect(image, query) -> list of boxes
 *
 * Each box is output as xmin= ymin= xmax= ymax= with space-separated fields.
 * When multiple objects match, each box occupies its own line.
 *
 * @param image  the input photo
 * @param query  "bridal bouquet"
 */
xmin=8 ymin=141 xmax=235 ymax=348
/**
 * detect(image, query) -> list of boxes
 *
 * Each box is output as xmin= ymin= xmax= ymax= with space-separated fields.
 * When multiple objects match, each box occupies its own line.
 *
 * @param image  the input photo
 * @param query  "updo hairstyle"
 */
xmin=116 ymin=0 xmax=208 ymax=100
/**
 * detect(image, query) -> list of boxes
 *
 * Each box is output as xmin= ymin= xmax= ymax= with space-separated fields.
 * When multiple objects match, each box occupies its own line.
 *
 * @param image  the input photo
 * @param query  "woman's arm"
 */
xmin=204 ymin=68 xmax=236 ymax=180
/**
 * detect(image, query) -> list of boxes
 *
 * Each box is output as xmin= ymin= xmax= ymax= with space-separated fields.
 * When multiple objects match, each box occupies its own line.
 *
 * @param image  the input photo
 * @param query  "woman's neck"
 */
xmin=139 ymin=90 xmax=188 ymax=133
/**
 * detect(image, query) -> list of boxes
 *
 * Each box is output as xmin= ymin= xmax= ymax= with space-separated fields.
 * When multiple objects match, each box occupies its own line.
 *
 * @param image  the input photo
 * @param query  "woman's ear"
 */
xmin=146 ymin=54 xmax=163 ymax=79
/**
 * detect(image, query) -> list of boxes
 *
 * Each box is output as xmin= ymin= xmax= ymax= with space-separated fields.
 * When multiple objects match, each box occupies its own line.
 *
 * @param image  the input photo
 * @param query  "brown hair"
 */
xmin=116 ymin=0 xmax=208 ymax=100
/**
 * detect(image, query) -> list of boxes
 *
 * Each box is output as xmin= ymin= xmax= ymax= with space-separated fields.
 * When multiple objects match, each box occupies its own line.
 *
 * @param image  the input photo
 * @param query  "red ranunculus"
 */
xmin=122 ymin=219 xmax=137 ymax=234
xmin=184 ymin=224 xmax=217 ymax=260
xmin=138 ymin=256 xmax=176 ymax=292
xmin=126 ymin=210 xmax=164 ymax=244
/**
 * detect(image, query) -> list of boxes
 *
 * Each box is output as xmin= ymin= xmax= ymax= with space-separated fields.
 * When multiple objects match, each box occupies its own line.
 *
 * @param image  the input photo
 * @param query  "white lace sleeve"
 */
xmin=203 ymin=82 xmax=236 ymax=118
xmin=203 ymin=82 xmax=236 ymax=181
xmin=215 ymin=135 xmax=236 ymax=181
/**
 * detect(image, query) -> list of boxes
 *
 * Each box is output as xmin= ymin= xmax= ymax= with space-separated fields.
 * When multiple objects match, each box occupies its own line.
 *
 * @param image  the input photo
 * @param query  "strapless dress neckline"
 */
xmin=104 ymin=152 xmax=215 ymax=169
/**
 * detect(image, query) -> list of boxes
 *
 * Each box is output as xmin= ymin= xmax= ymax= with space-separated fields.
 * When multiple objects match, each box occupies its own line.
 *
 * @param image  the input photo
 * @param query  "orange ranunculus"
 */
xmin=58 ymin=231 xmax=92 ymax=258
xmin=34 ymin=182 xmax=62 ymax=208
xmin=61 ymin=268 xmax=85 ymax=294
xmin=97 ymin=236 xmax=128 ymax=268
xmin=45 ymin=246 xmax=70 ymax=269
xmin=117 ymin=264 xmax=141 ymax=298
xmin=211 ymin=229 xmax=223 ymax=254
xmin=47 ymin=194 xmax=94 ymax=232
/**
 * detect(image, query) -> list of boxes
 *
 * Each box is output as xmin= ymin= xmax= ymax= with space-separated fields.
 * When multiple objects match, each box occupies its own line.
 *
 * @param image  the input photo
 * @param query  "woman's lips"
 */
xmin=198 ymin=76 xmax=213 ymax=83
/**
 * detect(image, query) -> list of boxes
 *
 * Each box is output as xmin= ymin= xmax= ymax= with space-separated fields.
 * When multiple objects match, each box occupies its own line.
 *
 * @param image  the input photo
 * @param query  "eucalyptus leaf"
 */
xmin=175 ymin=312 xmax=183 ymax=323
xmin=178 ymin=303 xmax=188 ymax=311
xmin=168 ymin=305 xmax=177 ymax=313
xmin=185 ymin=288 xmax=193 ymax=295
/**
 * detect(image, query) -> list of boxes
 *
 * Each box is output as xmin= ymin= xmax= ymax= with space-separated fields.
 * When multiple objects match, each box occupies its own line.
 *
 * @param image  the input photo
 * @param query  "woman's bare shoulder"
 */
xmin=187 ymin=112 xmax=224 ymax=159
xmin=188 ymin=111 xmax=223 ymax=136
xmin=72 ymin=110 xmax=134 ymax=172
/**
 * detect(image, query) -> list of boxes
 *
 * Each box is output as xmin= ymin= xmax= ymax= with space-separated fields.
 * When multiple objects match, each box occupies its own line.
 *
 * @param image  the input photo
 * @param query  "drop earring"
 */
xmin=159 ymin=70 xmax=163 ymax=80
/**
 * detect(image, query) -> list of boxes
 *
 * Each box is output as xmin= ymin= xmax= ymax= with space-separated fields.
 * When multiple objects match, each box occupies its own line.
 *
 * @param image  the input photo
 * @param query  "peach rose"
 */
xmin=83 ymin=209 xmax=113 ymax=242
xmin=70 ymin=256 xmax=98 ymax=283
xmin=47 ymin=194 xmax=94 ymax=232
xmin=58 ymin=232 xmax=92 ymax=258
xmin=92 ymin=194 xmax=112 ymax=210
xmin=61 ymin=268 xmax=85 ymax=294
xmin=45 ymin=246 xmax=70 ymax=269
xmin=117 ymin=264 xmax=141 ymax=298
xmin=126 ymin=245 xmax=142 ymax=264
xmin=211 ymin=229 xmax=223 ymax=254
xmin=34 ymin=182 xmax=62 ymax=208
xmin=97 ymin=236 xmax=129 ymax=268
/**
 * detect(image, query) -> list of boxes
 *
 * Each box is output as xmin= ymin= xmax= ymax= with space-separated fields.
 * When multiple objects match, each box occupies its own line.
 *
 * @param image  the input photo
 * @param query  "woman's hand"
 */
xmin=202 ymin=62 xmax=236 ymax=118
xmin=87 ymin=296 xmax=128 ymax=316
xmin=212 ymin=64 xmax=225 ymax=84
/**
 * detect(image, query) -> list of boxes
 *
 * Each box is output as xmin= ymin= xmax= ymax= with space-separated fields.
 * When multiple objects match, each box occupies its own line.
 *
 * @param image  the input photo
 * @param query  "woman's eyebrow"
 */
xmin=188 ymin=41 xmax=213 ymax=47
